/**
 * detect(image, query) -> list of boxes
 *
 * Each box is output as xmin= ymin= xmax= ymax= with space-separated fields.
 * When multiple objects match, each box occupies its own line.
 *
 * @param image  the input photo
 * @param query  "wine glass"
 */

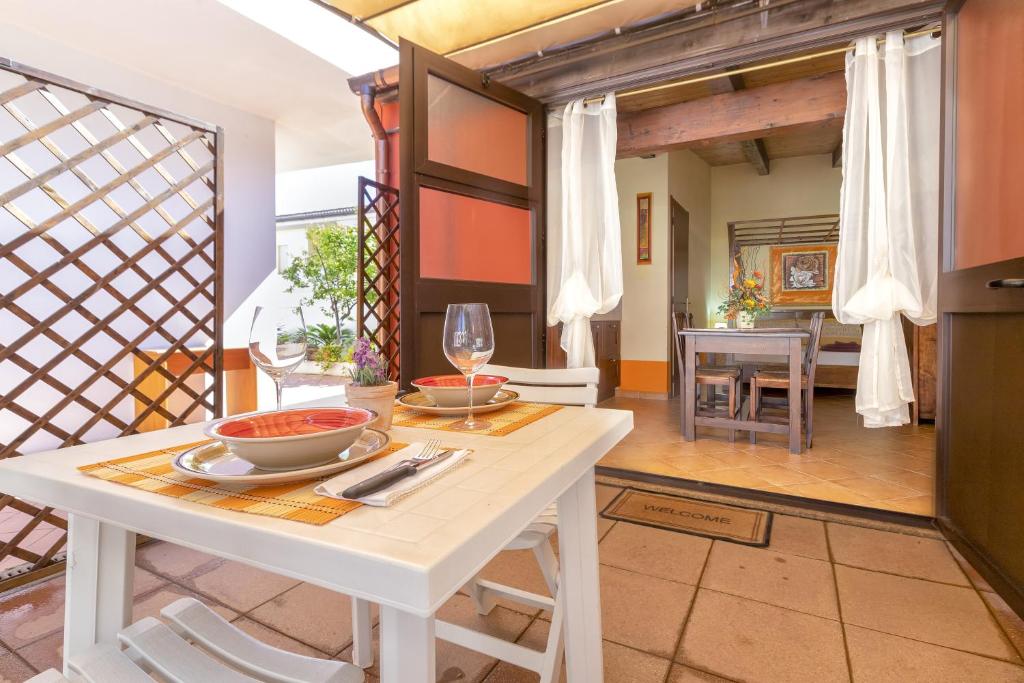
xmin=442 ymin=303 xmax=495 ymax=431
xmin=248 ymin=306 xmax=307 ymax=411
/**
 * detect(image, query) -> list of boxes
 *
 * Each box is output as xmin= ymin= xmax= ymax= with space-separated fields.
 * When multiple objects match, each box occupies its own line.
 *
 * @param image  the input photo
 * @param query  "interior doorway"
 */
xmin=668 ymin=197 xmax=689 ymax=398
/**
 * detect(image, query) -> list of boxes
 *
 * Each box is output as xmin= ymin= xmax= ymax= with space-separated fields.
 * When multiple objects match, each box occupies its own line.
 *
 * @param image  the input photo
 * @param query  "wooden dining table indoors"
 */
xmin=679 ymin=328 xmax=810 ymax=454
xmin=0 ymin=397 xmax=632 ymax=683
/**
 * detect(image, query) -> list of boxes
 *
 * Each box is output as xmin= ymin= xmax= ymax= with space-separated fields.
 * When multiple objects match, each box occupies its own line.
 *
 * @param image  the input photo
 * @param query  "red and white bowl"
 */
xmin=411 ymin=374 xmax=508 ymax=408
xmin=203 ymin=407 xmax=376 ymax=471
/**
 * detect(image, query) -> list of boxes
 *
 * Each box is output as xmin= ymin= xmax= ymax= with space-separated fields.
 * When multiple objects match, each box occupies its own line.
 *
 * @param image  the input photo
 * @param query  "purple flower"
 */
xmin=350 ymin=336 xmax=388 ymax=386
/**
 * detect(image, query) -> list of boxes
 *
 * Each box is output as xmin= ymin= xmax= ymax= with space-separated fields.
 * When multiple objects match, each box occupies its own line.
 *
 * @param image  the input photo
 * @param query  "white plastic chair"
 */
xmin=350 ymin=364 xmax=599 ymax=682
xmin=26 ymin=598 xmax=363 ymax=683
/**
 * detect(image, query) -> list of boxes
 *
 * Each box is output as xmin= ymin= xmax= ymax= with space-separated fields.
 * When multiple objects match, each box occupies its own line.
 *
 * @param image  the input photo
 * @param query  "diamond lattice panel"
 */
xmin=0 ymin=62 xmax=222 ymax=587
xmin=356 ymin=177 xmax=400 ymax=381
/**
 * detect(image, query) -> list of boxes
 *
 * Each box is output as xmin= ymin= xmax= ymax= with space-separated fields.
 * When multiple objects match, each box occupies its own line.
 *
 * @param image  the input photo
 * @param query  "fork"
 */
xmin=384 ymin=439 xmax=442 ymax=472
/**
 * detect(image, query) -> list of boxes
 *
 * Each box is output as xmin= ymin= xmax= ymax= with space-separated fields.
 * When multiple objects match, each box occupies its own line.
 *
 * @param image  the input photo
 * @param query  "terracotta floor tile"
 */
xmin=780 ymin=481 xmax=875 ymax=507
xmin=338 ymin=594 xmax=531 ymax=681
xmin=845 ymin=624 xmax=1024 ymax=682
xmin=869 ymin=468 xmax=934 ymax=493
xmin=700 ymin=542 xmax=838 ymax=619
xmin=827 ymin=523 xmax=967 ymax=585
xmin=483 ymin=619 xmax=672 ymax=683
xmin=655 ymin=454 xmax=738 ymax=476
xmin=783 ymin=459 xmax=863 ymax=481
xmin=831 ymin=477 xmax=920 ymax=501
xmin=678 ymin=589 xmax=848 ymax=682
xmin=600 ymin=564 xmax=696 ymax=658
xmin=882 ymin=495 xmax=934 ymax=516
xmin=0 ymin=648 xmax=36 ymax=682
xmin=691 ymin=468 xmax=777 ymax=490
xmin=835 ymin=565 xmax=1018 ymax=661
xmin=739 ymin=464 xmax=820 ymax=486
xmin=667 ymin=664 xmax=735 ymax=682
xmin=249 ymin=582 xmax=371 ymax=655
xmin=766 ymin=515 xmax=829 ymax=561
xmin=699 ymin=450 xmax=773 ymax=469
xmin=982 ymin=591 xmax=1024 ymax=660
xmin=185 ymin=559 xmax=302 ymax=612
xmin=230 ymin=617 xmax=330 ymax=658
xmin=599 ymin=521 xmax=711 ymax=585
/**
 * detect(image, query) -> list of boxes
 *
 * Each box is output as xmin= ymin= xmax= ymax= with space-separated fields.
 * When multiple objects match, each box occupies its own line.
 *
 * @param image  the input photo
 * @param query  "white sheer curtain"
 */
xmin=833 ymin=31 xmax=941 ymax=427
xmin=547 ymin=94 xmax=623 ymax=367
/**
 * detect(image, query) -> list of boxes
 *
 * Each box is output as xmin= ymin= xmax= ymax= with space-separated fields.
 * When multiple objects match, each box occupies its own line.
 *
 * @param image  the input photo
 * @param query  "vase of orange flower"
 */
xmin=718 ymin=251 xmax=771 ymax=329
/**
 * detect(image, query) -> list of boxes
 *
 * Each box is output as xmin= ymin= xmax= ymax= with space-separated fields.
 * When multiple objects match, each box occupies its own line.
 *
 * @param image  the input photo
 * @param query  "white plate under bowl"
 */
xmin=173 ymin=428 xmax=391 ymax=485
xmin=397 ymin=389 xmax=519 ymax=416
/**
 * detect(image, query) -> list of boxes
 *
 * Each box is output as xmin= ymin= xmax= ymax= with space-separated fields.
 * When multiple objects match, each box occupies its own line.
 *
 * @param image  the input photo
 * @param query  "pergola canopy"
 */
xmin=321 ymin=0 xmax=696 ymax=69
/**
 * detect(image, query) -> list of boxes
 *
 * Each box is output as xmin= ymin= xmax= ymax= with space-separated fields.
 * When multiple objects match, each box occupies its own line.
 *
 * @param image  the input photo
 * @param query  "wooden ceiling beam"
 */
xmin=832 ymin=139 xmax=843 ymax=167
xmin=617 ymin=71 xmax=846 ymax=158
xmin=726 ymin=72 xmax=771 ymax=175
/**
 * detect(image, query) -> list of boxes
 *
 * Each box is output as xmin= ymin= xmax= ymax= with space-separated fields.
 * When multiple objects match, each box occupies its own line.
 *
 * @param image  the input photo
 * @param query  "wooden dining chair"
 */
xmin=671 ymin=312 xmax=742 ymax=441
xmin=349 ymin=364 xmax=598 ymax=683
xmin=748 ymin=311 xmax=825 ymax=448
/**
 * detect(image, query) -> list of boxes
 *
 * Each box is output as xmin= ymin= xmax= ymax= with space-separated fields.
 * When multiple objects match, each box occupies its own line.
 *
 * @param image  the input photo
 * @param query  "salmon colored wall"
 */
xmin=379 ymin=100 xmax=400 ymax=185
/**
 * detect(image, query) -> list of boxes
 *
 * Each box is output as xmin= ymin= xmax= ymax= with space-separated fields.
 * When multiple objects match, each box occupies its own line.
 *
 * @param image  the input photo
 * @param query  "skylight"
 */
xmin=216 ymin=0 xmax=398 ymax=76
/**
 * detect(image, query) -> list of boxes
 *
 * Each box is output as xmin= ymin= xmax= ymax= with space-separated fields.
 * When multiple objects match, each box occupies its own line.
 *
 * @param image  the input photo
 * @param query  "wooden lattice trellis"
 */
xmin=355 ymin=177 xmax=399 ymax=381
xmin=0 ymin=58 xmax=223 ymax=588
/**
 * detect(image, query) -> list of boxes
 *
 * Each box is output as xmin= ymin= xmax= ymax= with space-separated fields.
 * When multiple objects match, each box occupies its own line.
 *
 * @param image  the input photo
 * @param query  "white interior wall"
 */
xmin=668 ymin=150 xmax=712 ymax=328
xmin=708 ymin=154 xmax=843 ymax=321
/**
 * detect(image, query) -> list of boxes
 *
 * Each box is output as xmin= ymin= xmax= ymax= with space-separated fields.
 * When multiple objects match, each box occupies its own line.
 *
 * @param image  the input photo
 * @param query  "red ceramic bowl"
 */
xmin=204 ymin=407 xmax=375 ymax=471
xmin=411 ymin=374 xmax=508 ymax=408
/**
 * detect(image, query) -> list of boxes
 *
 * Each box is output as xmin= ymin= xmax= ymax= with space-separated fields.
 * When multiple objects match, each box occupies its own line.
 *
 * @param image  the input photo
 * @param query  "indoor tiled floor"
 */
xmin=598 ymin=394 xmax=936 ymax=515
xmin=1 ymin=483 xmax=1020 ymax=682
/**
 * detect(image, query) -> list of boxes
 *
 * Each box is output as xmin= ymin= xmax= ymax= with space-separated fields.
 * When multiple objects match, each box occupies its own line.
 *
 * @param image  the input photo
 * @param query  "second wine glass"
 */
xmin=248 ymin=306 xmax=307 ymax=411
xmin=442 ymin=303 xmax=495 ymax=431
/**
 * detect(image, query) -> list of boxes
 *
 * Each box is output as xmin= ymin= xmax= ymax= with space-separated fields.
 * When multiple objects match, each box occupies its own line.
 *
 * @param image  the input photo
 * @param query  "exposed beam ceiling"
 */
xmin=617 ymin=71 xmax=846 ymax=158
xmin=726 ymin=73 xmax=770 ymax=175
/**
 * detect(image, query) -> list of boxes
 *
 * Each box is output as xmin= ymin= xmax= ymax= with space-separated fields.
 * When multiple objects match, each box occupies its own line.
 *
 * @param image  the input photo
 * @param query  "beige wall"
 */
xmin=708 ymin=154 xmax=842 ymax=322
xmin=669 ymin=150 xmax=712 ymax=328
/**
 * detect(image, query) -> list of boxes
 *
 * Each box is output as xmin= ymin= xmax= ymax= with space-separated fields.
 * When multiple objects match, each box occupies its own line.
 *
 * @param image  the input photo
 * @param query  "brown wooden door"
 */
xmin=669 ymin=199 xmax=689 ymax=397
xmin=938 ymin=0 xmax=1024 ymax=612
xmin=398 ymin=40 xmax=545 ymax=388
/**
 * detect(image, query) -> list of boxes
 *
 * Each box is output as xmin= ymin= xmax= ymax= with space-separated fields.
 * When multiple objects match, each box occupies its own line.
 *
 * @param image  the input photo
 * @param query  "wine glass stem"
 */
xmin=275 ymin=379 xmax=284 ymax=412
xmin=465 ymin=373 xmax=476 ymax=428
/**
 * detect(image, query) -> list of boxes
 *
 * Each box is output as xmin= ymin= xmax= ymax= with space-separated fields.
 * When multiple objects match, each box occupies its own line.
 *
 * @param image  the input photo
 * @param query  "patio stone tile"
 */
xmin=185 ymin=559 xmax=302 ymax=612
xmin=338 ymin=594 xmax=531 ymax=681
xmin=826 ymin=523 xmax=967 ymax=585
xmin=474 ymin=548 xmax=554 ymax=616
xmin=136 ymin=540 xmax=224 ymax=580
xmin=845 ymin=624 xmax=1024 ymax=682
xmin=678 ymin=589 xmax=848 ymax=683
xmin=947 ymin=543 xmax=994 ymax=592
xmin=249 ymin=582 xmax=373 ymax=655
xmin=667 ymin=664 xmax=735 ymax=682
xmin=14 ymin=629 xmax=61 ymax=674
xmin=700 ymin=542 xmax=838 ymax=619
xmin=982 ymin=591 xmax=1024 ymax=660
xmin=230 ymin=617 xmax=330 ymax=658
xmin=0 ymin=648 xmax=36 ymax=682
xmin=132 ymin=583 xmax=237 ymax=623
xmin=482 ymin=619 xmax=671 ymax=683
xmin=0 ymin=577 xmax=66 ymax=649
xmin=835 ymin=565 xmax=1018 ymax=661
xmin=598 ymin=522 xmax=711 ymax=585
xmin=765 ymin=514 xmax=829 ymax=561
xmin=599 ymin=564 xmax=695 ymax=658
xmin=595 ymin=484 xmax=622 ymax=511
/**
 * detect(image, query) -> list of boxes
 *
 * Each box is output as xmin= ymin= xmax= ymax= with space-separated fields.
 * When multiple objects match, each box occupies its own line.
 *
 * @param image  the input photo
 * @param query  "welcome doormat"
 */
xmin=602 ymin=488 xmax=773 ymax=547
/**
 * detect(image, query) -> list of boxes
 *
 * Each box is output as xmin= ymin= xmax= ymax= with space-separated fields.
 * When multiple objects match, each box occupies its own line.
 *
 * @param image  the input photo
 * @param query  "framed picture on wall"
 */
xmin=636 ymin=192 xmax=652 ymax=264
xmin=770 ymin=244 xmax=838 ymax=305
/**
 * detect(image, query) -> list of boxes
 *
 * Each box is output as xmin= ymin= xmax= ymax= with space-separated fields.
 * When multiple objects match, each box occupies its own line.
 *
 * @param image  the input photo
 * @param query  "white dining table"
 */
xmin=0 ymin=397 xmax=632 ymax=682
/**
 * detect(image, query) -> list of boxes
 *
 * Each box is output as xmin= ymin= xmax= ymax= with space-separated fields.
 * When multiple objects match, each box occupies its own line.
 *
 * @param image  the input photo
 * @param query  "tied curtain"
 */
xmin=834 ymin=31 xmax=941 ymax=427
xmin=547 ymin=94 xmax=623 ymax=367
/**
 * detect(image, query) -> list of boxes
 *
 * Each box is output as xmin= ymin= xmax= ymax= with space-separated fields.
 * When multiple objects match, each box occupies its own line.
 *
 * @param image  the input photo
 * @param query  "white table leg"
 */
xmin=63 ymin=514 xmax=135 ymax=675
xmin=557 ymin=468 xmax=603 ymax=683
xmin=379 ymin=605 xmax=435 ymax=683
xmin=350 ymin=597 xmax=373 ymax=668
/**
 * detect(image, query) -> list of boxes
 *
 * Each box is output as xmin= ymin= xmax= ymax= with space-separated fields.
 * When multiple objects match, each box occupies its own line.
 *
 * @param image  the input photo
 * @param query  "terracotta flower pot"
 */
xmin=345 ymin=381 xmax=398 ymax=430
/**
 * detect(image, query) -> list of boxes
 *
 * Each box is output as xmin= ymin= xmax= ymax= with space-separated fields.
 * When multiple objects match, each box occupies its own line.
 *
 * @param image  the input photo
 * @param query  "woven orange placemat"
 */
xmin=78 ymin=440 xmax=406 ymax=526
xmin=391 ymin=401 xmax=562 ymax=436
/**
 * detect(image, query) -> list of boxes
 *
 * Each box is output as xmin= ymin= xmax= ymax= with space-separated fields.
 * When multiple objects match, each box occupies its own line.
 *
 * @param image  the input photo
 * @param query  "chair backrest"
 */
xmin=805 ymin=312 xmax=826 ymax=382
xmin=480 ymin=364 xmax=599 ymax=407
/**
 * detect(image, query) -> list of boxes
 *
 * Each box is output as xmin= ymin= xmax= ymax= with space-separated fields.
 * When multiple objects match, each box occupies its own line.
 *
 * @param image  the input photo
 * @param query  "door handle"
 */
xmin=986 ymin=278 xmax=1024 ymax=288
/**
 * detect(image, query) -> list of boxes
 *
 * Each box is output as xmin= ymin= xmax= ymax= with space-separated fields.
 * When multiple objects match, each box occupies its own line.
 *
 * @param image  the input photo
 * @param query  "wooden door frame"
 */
xmin=935 ymin=0 xmax=1024 ymax=617
xmin=668 ymin=197 xmax=689 ymax=398
xmin=398 ymin=40 xmax=546 ymax=388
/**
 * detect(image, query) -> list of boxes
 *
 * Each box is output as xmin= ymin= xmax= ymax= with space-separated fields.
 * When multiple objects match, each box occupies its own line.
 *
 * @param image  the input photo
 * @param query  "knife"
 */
xmin=341 ymin=449 xmax=455 ymax=500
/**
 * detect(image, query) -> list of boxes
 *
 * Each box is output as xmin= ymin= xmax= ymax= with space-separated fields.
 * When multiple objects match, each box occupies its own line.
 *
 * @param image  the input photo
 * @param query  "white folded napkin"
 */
xmin=315 ymin=442 xmax=471 ymax=507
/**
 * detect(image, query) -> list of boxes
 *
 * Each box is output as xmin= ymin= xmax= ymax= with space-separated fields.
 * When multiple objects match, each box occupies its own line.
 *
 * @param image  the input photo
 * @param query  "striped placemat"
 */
xmin=391 ymin=401 xmax=562 ymax=436
xmin=78 ymin=440 xmax=407 ymax=525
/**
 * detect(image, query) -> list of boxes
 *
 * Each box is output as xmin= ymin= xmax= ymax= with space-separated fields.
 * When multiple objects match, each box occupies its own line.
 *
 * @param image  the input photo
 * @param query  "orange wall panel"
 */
xmin=619 ymin=360 xmax=670 ymax=393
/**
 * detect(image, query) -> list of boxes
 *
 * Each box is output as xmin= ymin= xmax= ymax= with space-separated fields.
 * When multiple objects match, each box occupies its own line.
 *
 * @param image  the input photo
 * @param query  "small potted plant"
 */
xmin=718 ymin=253 xmax=772 ymax=329
xmin=345 ymin=337 xmax=398 ymax=429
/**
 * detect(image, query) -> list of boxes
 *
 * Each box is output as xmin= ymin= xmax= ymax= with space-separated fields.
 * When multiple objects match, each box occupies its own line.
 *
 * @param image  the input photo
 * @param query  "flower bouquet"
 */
xmin=717 ymin=252 xmax=772 ymax=328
